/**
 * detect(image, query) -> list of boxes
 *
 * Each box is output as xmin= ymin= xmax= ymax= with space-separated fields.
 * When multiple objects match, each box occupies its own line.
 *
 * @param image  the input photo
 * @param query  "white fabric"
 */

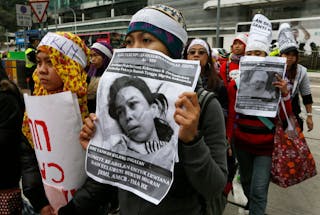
xmin=39 ymin=32 xmax=87 ymax=68
xmin=187 ymin=39 xmax=210 ymax=54
xmin=233 ymin=33 xmax=248 ymax=46
xmin=91 ymin=42 xmax=113 ymax=59
xmin=130 ymin=8 xmax=188 ymax=45
xmin=278 ymin=23 xmax=298 ymax=53
xmin=245 ymin=14 xmax=272 ymax=54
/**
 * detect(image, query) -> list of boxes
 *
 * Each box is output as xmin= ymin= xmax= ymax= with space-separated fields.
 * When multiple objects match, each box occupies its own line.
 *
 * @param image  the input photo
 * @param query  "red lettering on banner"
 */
xmin=28 ymin=118 xmax=41 ymax=150
xmin=34 ymin=120 xmax=52 ymax=151
xmin=39 ymin=162 xmax=65 ymax=184
xmin=62 ymin=189 xmax=77 ymax=202
xmin=48 ymin=162 xmax=64 ymax=183
xmin=39 ymin=162 xmax=46 ymax=180
xmin=28 ymin=118 xmax=52 ymax=151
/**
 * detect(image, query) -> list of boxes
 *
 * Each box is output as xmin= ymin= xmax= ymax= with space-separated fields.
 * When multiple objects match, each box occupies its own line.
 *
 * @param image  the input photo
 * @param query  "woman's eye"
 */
xmin=142 ymin=38 xmax=151 ymax=43
xmin=116 ymin=107 xmax=123 ymax=117
xmin=46 ymin=60 xmax=53 ymax=66
xmin=125 ymin=39 xmax=132 ymax=45
xmin=128 ymin=101 xmax=138 ymax=109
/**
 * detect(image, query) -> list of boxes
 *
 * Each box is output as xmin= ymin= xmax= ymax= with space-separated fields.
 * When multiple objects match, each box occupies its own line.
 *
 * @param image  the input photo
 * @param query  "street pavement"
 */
xmin=224 ymin=72 xmax=320 ymax=215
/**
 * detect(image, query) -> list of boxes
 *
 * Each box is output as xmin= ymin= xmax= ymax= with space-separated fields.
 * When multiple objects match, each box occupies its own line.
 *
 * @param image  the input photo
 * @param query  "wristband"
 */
xmin=307 ymin=113 xmax=312 ymax=116
xmin=282 ymin=93 xmax=290 ymax=101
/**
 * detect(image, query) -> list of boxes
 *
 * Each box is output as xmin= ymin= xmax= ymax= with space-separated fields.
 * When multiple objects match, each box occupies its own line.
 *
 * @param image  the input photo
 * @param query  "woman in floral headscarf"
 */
xmin=20 ymin=31 xmax=90 ymax=214
xmin=22 ymin=32 xmax=90 ymax=147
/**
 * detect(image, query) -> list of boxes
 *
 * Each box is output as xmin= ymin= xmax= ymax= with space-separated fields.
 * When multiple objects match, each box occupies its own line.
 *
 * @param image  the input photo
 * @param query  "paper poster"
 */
xmin=235 ymin=56 xmax=286 ymax=117
xmin=86 ymin=48 xmax=200 ymax=205
xmin=24 ymin=91 xmax=86 ymax=211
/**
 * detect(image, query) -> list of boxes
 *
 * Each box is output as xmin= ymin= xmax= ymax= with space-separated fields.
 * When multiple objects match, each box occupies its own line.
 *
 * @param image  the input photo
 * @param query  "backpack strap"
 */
xmin=196 ymin=87 xmax=216 ymax=128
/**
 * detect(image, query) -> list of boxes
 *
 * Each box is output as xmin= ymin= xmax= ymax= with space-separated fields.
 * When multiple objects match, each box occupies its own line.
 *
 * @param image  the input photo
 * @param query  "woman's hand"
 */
xmin=79 ymin=113 xmax=97 ymax=150
xmin=272 ymin=73 xmax=289 ymax=95
xmin=306 ymin=116 xmax=314 ymax=132
xmin=174 ymin=92 xmax=200 ymax=143
xmin=227 ymin=137 xmax=233 ymax=157
xmin=40 ymin=205 xmax=55 ymax=215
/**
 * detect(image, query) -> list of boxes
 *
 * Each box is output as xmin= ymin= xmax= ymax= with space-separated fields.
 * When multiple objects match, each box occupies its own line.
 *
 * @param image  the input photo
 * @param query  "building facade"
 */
xmin=46 ymin=0 xmax=320 ymax=52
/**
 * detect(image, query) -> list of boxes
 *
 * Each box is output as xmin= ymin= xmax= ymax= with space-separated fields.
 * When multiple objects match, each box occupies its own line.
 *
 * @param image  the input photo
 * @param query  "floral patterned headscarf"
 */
xmin=22 ymin=32 xmax=90 ymax=147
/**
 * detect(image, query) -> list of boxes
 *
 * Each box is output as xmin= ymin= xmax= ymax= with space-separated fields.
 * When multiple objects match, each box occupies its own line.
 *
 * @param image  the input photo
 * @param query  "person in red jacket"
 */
xmin=220 ymin=34 xmax=248 ymax=200
xmin=221 ymin=33 xmax=248 ymax=155
xmin=219 ymin=33 xmax=248 ymax=87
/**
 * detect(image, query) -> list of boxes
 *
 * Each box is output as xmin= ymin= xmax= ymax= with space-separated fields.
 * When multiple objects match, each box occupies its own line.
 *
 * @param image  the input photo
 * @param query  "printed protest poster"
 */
xmin=86 ymin=48 xmax=200 ymax=205
xmin=235 ymin=56 xmax=286 ymax=117
xmin=24 ymin=91 xmax=86 ymax=211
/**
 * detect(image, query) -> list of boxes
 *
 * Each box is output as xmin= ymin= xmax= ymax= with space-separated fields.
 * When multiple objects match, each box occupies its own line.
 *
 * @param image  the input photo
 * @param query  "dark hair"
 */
xmin=0 ymin=64 xmax=9 ymax=80
xmin=283 ymin=51 xmax=299 ymax=81
xmin=108 ymin=76 xmax=173 ymax=141
xmin=0 ymin=64 xmax=25 ymax=112
xmin=29 ymin=36 xmax=40 ymax=44
xmin=183 ymin=39 xmax=221 ymax=92
xmin=109 ymin=76 xmax=153 ymax=119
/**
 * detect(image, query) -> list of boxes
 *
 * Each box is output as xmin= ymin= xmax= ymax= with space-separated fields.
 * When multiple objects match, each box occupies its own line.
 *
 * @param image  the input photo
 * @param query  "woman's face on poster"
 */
xmin=250 ymin=72 xmax=268 ymax=91
xmin=115 ymin=86 xmax=157 ymax=142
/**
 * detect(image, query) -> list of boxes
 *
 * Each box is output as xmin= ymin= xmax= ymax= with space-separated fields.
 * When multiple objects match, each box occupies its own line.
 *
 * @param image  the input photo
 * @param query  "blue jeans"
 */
xmin=236 ymin=148 xmax=272 ymax=215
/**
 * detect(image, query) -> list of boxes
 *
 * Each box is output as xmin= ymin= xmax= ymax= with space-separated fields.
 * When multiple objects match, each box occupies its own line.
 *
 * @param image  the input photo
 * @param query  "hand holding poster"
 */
xmin=24 ymin=91 xmax=86 ymax=211
xmin=235 ymin=56 xmax=287 ymax=117
xmin=86 ymin=48 xmax=200 ymax=205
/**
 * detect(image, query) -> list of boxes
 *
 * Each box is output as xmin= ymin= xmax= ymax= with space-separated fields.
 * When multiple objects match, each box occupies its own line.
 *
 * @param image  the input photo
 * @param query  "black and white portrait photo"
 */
xmin=238 ymin=70 xmax=277 ymax=100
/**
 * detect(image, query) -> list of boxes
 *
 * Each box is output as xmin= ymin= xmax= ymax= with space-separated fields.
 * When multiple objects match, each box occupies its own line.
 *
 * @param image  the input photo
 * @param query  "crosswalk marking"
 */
xmin=310 ymin=85 xmax=320 ymax=88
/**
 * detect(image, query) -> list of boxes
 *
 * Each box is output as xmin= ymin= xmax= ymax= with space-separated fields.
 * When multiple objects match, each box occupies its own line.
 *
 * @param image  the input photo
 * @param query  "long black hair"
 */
xmin=0 ymin=64 xmax=25 ymax=112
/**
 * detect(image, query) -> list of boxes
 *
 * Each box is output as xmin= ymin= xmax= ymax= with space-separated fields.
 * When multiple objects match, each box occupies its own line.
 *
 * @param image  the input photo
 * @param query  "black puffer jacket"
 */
xmin=21 ymin=134 xmax=50 ymax=212
xmin=0 ymin=70 xmax=49 ymax=212
xmin=0 ymin=79 xmax=23 ymax=190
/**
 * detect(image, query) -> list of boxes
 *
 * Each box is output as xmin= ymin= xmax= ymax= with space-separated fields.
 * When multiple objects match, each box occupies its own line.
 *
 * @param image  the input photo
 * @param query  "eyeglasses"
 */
xmin=187 ymin=49 xmax=207 ymax=56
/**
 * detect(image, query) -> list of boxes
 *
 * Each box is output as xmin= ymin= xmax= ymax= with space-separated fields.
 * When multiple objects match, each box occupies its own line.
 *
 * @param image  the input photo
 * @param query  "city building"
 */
xmin=46 ymin=0 xmax=320 ymax=52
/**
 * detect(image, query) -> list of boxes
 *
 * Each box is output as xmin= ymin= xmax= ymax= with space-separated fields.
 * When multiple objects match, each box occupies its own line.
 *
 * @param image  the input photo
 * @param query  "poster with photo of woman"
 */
xmin=85 ymin=48 xmax=200 ymax=205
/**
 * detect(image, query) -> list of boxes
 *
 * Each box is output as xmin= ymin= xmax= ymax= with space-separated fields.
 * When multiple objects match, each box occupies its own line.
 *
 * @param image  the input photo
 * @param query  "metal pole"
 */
xmin=67 ymin=7 xmax=77 ymax=34
xmin=54 ymin=0 xmax=58 ymax=31
xmin=215 ymin=0 xmax=221 ymax=48
xmin=5 ymin=29 xmax=9 ymax=51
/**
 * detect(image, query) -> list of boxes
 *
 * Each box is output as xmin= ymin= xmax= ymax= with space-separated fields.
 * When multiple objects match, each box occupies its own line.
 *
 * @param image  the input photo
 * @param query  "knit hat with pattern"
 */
xmin=127 ymin=4 xmax=188 ymax=59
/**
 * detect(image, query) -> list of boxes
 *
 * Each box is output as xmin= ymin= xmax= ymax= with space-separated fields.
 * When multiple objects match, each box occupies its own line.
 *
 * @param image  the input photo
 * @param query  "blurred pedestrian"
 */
xmin=184 ymin=38 xmax=228 ymax=114
xmin=232 ymin=14 xmax=293 ymax=215
xmin=184 ymin=38 xmax=231 ymax=214
xmin=219 ymin=33 xmax=248 ymax=87
xmin=87 ymin=42 xmax=113 ymax=113
xmin=278 ymin=23 xmax=314 ymax=132
xmin=25 ymin=36 xmax=40 ymax=94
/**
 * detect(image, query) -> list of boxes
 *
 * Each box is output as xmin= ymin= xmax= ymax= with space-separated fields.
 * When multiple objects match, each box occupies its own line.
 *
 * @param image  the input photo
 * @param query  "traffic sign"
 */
xmin=32 ymin=12 xmax=47 ymax=23
xmin=29 ymin=0 xmax=49 ymax=23
xmin=16 ymin=4 xmax=32 ymax=27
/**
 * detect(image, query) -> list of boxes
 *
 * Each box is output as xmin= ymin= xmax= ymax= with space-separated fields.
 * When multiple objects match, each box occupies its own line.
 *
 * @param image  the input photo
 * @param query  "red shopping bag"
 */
xmin=271 ymin=101 xmax=317 ymax=188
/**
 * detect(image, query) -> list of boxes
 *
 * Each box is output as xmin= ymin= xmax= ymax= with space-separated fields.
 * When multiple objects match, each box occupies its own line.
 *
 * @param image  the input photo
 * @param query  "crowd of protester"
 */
xmin=0 ymin=3 xmax=315 ymax=215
